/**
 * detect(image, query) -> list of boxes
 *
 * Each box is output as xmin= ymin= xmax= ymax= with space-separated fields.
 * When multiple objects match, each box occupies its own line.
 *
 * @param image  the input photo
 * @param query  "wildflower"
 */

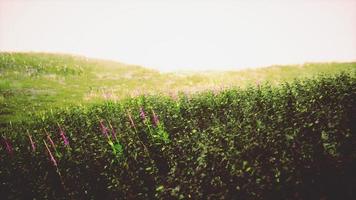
xmin=140 ymin=107 xmax=146 ymax=120
xmin=46 ymin=131 xmax=56 ymax=149
xmin=27 ymin=131 xmax=36 ymax=152
xmin=152 ymin=109 xmax=159 ymax=127
xmin=2 ymin=137 xmax=13 ymax=155
xmin=57 ymin=123 xmax=69 ymax=146
xmin=127 ymin=111 xmax=136 ymax=129
xmin=108 ymin=121 xmax=117 ymax=141
xmin=45 ymin=130 xmax=62 ymax=158
xmin=256 ymin=79 xmax=261 ymax=86
xmin=43 ymin=140 xmax=57 ymax=166
xmin=99 ymin=120 xmax=109 ymax=138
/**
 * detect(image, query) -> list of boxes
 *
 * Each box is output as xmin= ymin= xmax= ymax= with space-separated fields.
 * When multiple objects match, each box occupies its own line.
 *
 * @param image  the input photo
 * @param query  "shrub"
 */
xmin=1 ymin=72 xmax=355 ymax=199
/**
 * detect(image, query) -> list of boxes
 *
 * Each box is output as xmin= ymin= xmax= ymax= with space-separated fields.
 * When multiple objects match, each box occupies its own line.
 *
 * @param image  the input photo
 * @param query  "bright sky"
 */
xmin=0 ymin=0 xmax=355 ymax=72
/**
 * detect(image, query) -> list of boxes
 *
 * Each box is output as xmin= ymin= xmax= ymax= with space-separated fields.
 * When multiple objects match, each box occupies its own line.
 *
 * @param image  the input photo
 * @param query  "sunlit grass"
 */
xmin=0 ymin=52 xmax=355 ymax=124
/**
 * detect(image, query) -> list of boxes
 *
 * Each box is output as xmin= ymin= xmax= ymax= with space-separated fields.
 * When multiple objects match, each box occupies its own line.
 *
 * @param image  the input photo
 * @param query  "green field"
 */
xmin=1 ymin=52 xmax=355 ymax=124
xmin=1 ymin=52 xmax=356 ymax=199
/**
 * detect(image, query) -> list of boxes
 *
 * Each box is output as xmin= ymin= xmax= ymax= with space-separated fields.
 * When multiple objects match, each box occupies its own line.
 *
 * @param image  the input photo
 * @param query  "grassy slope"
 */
xmin=0 ymin=52 xmax=355 ymax=124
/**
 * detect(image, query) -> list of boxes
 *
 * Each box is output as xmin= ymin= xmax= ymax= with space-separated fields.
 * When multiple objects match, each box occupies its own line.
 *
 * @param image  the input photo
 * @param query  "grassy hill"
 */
xmin=0 ymin=52 xmax=355 ymax=124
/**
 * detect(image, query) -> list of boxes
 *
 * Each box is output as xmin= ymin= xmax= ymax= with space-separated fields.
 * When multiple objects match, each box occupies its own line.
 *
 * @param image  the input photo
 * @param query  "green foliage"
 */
xmin=0 ymin=72 xmax=355 ymax=199
xmin=1 ymin=52 xmax=355 ymax=125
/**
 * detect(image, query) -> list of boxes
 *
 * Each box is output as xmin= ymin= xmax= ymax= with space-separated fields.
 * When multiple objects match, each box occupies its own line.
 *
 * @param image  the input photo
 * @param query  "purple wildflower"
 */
xmin=46 ymin=131 xmax=56 ymax=150
xmin=152 ymin=109 xmax=159 ymax=127
xmin=2 ymin=137 xmax=13 ymax=155
xmin=27 ymin=131 xmax=36 ymax=152
xmin=99 ymin=120 xmax=109 ymax=138
xmin=57 ymin=124 xmax=69 ymax=147
xmin=127 ymin=111 xmax=136 ymax=129
xmin=108 ymin=121 xmax=117 ymax=140
xmin=43 ymin=140 xmax=57 ymax=166
xmin=139 ymin=107 xmax=146 ymax=120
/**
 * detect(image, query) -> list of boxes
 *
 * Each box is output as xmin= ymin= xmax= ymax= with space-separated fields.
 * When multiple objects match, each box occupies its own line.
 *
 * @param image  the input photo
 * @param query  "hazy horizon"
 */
xmin=1 ymin=0 xmax=355 ymax=72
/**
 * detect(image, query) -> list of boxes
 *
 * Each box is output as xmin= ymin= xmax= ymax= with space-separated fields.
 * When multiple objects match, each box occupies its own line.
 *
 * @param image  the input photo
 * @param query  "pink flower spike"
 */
xmin=108 ymin=121 xmax=117 ymax=141
xmin=139 ymin=107 xmax=146 ymax=120
xmin=57 ymin=124 xmax=69 ymax=146
xmin=2 ymin=137 xmax=13 ymax=155
xmin=127 ymin=112 xmax=136 ymax=129
xmin=99 ymin=120 xmax=109 ymax=138
xmin=152 ymin=109 xmax=159 ymax=127
xmin=27 ymin=131 xmax=36 ymax=152
xmin=46 ymin=131 xmax=56 ymax=150
xmin=43 ymin=140 xmax=57 ymax=166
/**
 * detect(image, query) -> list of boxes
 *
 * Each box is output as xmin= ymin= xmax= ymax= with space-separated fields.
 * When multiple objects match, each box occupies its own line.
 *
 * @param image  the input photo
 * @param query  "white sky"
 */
xmin=0 ymin=0 xmax=355 ymax=72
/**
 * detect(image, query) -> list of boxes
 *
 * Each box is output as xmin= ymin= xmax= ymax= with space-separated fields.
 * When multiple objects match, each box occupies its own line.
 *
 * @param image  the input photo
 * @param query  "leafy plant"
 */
xmin=0 ymin=72 xmax=355 ymax=199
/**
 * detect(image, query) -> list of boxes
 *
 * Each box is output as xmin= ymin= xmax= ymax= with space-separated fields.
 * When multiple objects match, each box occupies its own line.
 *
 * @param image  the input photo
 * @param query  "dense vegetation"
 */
xmin=1 ymin=72 xmax=355 ymax=199
xmin=1 ymin=52 xmax=355 ymax=124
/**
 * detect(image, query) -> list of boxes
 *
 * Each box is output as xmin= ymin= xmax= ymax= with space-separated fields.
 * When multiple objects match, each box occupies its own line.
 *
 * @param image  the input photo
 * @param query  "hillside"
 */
xmin=0 ymin=52 xmax=355 ymax=124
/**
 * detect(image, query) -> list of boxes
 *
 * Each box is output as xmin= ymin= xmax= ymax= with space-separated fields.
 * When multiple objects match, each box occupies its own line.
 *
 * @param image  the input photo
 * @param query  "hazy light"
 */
xmin=1 ymin=0 xmax=355 ymax=71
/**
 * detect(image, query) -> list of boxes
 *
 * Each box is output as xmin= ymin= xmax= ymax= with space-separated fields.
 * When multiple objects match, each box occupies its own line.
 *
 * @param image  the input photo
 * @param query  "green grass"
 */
xmin=1 ymin=52 xmax=355 ymax=124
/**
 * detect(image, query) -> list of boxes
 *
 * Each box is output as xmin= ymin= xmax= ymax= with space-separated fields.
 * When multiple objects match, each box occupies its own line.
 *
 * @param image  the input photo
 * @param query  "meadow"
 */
xmin=1 ymin=52 xmax=355 ymax=124
xmin=0 ymin=52 xmax=355 ymax=199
